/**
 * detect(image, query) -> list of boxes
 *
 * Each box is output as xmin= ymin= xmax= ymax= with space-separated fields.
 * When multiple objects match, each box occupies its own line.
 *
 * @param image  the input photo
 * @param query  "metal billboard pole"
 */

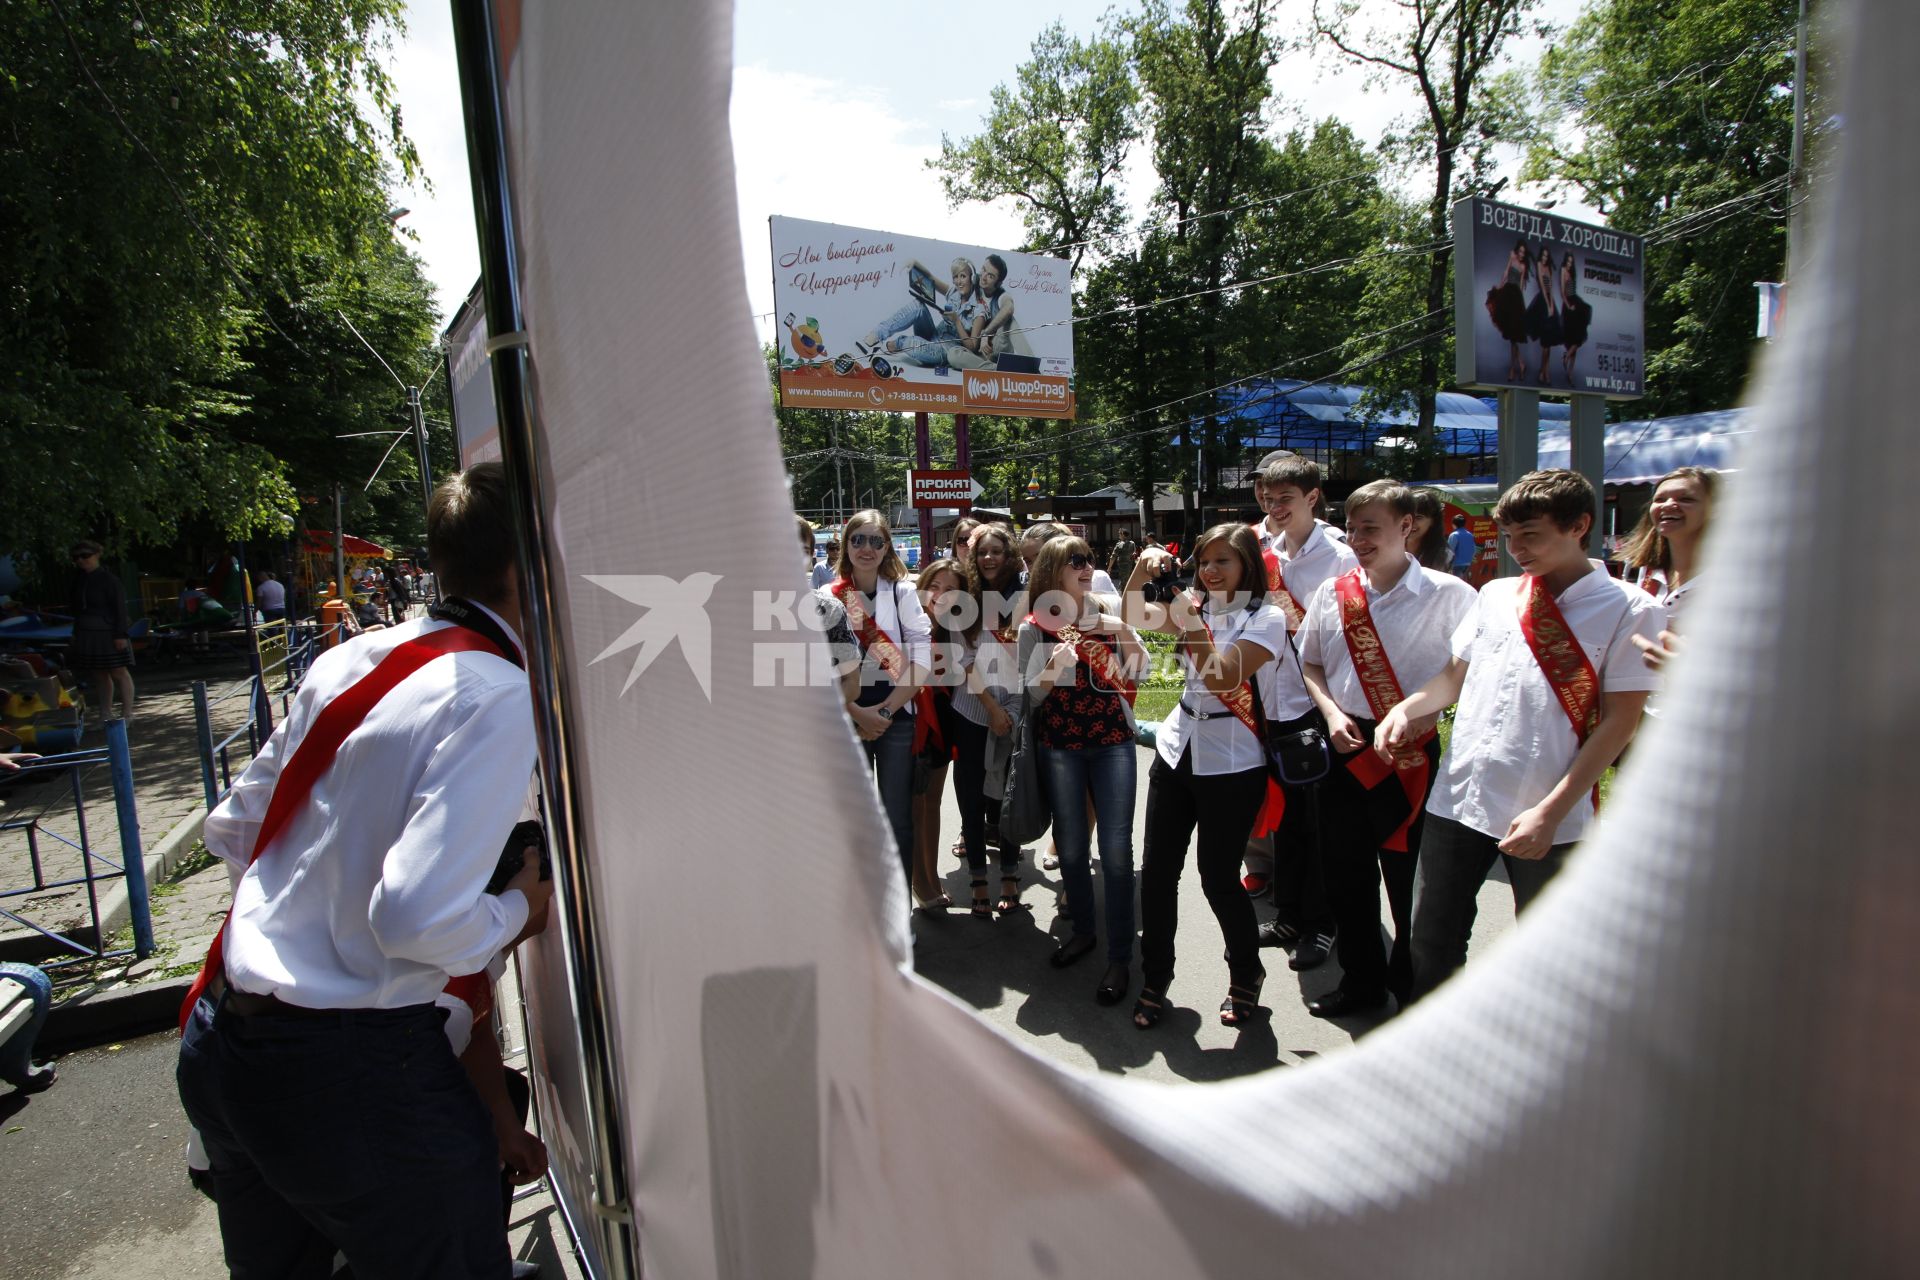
xmin=449 ymin=4 xmax=637 ymax=1276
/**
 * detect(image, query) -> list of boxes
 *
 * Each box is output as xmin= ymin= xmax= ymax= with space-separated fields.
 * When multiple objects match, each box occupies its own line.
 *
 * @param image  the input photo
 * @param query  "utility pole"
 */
xmin=407 ymin=383 xmax=439 ymax=602
xmin=1787 ymin=0 xmax=1808 ymax=281
xmin=331 ymin=482 xmax=347 ymax=600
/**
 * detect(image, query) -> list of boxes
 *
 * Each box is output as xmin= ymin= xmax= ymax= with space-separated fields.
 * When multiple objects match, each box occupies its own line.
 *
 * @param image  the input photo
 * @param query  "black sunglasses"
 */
xmin=1066 ymin=553 xmax=1093 ymax=570
xmin=847 ymin=533 xmax=890 ymax=552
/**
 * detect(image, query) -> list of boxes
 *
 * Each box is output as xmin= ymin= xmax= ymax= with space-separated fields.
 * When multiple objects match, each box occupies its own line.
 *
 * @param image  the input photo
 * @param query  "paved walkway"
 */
xmin=2 ymin=656 xmax=262 ymax=959
xmin=913 ymin=744 xmax=1523 ymax=1082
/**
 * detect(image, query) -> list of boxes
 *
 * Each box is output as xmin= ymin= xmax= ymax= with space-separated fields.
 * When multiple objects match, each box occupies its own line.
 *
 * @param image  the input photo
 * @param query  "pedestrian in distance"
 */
xmin=1445 ymin=513 xmax=1480 ymax=580
xmin=66 ymin=540 xmax=136 ymax=729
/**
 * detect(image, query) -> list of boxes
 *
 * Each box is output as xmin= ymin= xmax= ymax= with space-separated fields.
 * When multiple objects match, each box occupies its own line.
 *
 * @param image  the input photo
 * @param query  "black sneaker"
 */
xmin=1288 ymin=931 xmax=1334 ymax=971
xmin=1256 ymin=920 xmax=1300 ymax=951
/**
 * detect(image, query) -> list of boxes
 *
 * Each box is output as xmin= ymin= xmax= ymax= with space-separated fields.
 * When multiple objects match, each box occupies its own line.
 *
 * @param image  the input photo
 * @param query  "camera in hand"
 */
xmin=485 ymin=820 xmax=550 ymax=896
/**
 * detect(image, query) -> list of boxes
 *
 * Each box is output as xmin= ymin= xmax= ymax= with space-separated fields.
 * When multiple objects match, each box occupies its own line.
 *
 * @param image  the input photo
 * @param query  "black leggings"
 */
xmin=948 ymin=712 xmax=1018 ymax=875
xmin=1139 ymin=749 xmax=1270 ymax=990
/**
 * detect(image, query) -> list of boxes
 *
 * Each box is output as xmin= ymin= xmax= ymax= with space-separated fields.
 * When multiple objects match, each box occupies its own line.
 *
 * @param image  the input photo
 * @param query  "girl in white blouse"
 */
xmin=1133 ymin=525 xmax=1292 ymax=1031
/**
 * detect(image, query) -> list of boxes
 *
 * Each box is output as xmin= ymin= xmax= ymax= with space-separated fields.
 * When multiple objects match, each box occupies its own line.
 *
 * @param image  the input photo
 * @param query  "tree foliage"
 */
xmin=1523 ymin=0 xmax=1806 ymax=414
xmin=1 ymin=0 xmax=437 ymax=560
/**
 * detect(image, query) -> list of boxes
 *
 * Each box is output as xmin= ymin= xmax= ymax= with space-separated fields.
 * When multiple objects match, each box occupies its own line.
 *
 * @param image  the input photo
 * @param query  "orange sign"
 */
xmin=960 ymin=370 xmax=1074 ymax=416
xmin=777 ymin=367 xmax=1075 ymax=419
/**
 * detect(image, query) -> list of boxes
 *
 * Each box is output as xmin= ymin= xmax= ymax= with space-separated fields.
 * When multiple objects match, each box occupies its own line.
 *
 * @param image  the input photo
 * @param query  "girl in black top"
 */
xmin=67 ymin=540 xmax=136 ymax=727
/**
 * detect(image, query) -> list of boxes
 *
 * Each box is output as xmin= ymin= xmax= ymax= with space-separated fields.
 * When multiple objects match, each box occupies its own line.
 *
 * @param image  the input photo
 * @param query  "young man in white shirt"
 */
xmin=1244 ymin=453 xmax=1357 ymax=971
xmin=1298 ymin=481 xmax=1476 ymax=1016
xmin=176 ymin=462 xmax=556 ymax=1278
xmin=1376 ymin=469 xmax=1666 ymax=1002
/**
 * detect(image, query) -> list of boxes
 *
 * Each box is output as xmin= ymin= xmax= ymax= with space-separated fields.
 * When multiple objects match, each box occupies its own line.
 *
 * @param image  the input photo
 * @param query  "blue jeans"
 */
xmin=0 ymin=962 xmax=52 ymax=1089
xmin=177 ymin=994 xmax=508 ymax=1279
xmin=863 ymin=714 xmax=916 ymax=888
xmin=1039 ymin=743 xmax=1137 ymax=963
xmin=1408 ymin=813 xmax=1574 ymax=1002
xmin=871 ymin=301 xmax=959 ymax=366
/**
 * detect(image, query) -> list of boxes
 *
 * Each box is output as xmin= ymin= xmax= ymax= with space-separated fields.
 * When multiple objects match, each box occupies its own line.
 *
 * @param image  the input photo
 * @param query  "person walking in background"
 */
xmin=67 ymin=540 xmax=136 ymax=729
xmin=253 ymin=571 xmax=287 ymax=624
xmin=810 ymin=538 xmax=838 ymax=590
xmin=1107 ymin=534 xmax=1138 ymax=590
xmin=1445 ymin=514 xmax=1480 ymax=580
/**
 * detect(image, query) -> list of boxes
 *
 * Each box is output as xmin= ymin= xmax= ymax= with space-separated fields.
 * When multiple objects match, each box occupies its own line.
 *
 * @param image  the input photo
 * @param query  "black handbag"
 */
xmin=1247 ymin=626 xmax=1331 ymax=787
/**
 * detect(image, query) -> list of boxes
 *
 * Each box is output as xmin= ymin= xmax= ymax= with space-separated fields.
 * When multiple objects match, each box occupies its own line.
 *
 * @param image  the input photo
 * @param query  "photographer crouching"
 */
xmin=176 ymin=462 xmax=556 ymax=1279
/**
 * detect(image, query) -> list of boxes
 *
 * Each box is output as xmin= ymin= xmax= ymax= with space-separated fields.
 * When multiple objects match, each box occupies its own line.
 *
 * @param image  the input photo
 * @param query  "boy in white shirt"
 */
xmin=1298 ymin=481 xmax=1476 ymax=1016
xmin=1243 ymin=453 xmax=1357 ymax=970
xmin=1376 ymin=470 xmax=1666 ymax=1002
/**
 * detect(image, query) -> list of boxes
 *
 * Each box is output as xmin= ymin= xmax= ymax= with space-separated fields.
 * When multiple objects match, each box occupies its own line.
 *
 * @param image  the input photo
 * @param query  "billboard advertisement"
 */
xmin=769 ymin=216 xmax=1075 ymax=418
xmin=1453 ymin=197 xmax=1646 ymax=400
xmin=444 ymin=283 xmax=501 ymax=467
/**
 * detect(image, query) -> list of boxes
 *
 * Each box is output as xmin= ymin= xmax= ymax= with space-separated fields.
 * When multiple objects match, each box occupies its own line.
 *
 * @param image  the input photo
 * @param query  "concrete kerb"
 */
xmin=42 ymin=805 xmax=208 ymax=1054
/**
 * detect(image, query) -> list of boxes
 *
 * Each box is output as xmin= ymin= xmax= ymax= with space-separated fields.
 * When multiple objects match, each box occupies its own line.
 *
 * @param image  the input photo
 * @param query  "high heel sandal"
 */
xmin=970 ymin=877 xmax=993 ymax=919
xmin=1132 ymin=985 xmax=1167 ymax=1031
xmin=1220 ymin=976 xmax=1266 ymax=1027
xmin=995 ymin=873 xmax=1027 ymax=915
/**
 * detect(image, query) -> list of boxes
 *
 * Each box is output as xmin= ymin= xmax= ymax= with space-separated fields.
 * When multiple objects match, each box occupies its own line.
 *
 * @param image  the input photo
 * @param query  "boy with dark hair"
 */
xmin=1245 ymin=451 xmax=1356 ymax=970
xmin=1376 ymin=469 xmax=1666 ymax=1001
xmin=1297 ymin=480 xmax=1475 ymax=1015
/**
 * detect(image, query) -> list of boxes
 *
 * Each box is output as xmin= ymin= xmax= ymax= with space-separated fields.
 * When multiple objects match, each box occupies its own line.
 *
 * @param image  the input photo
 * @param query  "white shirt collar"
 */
xmin=468 ymin=599 xmax=526 ymax=662
xmin=1363 ymin=554 xmax=1426 ymax=599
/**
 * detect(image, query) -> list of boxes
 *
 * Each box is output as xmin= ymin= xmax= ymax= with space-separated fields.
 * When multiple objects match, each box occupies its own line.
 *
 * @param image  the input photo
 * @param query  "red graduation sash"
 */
xmin=180 ymin=624 xmax=516 ymax=1027
xmin=1252 ymin=523 xmax=1309 ymax=631
xmin=1027 ymin=611 xmax=1138 ymax=707
xmin=1334 ymin=569 xmax=1431 ymax=852
xmin=1516 ymin=573 xmax=1603 ymax=808
xmin=835 ymin=577 xmax=941 ymax=752
xmin=1190 ymin=608 xmax=1286 ymax=838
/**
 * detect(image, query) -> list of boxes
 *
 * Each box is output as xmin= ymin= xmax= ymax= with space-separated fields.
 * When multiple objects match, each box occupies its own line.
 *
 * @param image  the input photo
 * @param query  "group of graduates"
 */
xmin=812 ymin=452 xmax=1711 ymax=1030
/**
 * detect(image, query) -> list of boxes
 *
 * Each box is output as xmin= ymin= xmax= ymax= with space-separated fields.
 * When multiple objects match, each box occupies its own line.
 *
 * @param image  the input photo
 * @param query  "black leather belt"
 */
xmin=1177 ymin=701 xmax=1237 ymax=721
xmin=213 ymin=973 xmax=340 ymax=1020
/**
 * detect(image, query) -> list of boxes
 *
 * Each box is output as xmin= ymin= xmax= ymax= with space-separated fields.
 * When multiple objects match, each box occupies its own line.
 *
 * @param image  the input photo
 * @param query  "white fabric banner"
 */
xmin=493 ymin=1 xmax=1919 ymax=1275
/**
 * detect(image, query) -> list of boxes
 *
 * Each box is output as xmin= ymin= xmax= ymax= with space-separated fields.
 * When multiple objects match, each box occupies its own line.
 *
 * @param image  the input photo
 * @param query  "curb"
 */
xmin=39 ymin=806 xmax=209 ymax=1054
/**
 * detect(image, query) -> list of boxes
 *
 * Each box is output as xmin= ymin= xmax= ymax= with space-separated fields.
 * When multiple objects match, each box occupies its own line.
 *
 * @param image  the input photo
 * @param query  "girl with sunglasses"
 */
xmin=1132 ymin=524 xmax=1290 ymax=1031
xmin=909 ymin=558 xmax=967 ymax=913
xmin=822 ymin=510 xmax=933 ymax=892
xmin=1018 ymin=536 xmax=1147 ymax=1004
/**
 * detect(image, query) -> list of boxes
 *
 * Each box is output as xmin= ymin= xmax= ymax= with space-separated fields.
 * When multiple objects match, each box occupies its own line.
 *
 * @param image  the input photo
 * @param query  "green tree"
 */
xmin=1313 ymin=0 xmax=1541 ymax=449
xmin=1524 ymin=0 xmax=1805 ymax=414
xmin=1 ymin=0 xmax=420 ymax=555
xmin=931 ymin=21 xmax=1140 ymax=276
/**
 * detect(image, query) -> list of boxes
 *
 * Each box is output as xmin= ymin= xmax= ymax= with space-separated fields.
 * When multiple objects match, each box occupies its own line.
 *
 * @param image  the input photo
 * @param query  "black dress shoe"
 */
xmin=1050 ymin=933 xmax=1098 ymax=969
xmin=1306 ymin=987 xmax=1387 ymax=1018
xmin=1288 ymin=930 xmax=1334 ymax=971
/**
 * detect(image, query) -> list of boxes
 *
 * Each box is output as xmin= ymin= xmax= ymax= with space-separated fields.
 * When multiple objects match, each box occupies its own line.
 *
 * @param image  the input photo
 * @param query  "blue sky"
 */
xmin=390 ymin=0 xmax=1587 ymax=328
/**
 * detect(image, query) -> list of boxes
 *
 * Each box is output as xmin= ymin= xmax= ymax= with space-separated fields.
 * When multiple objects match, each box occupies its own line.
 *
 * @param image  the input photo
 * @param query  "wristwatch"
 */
xmin=876 ymin=707 xmax=895 ymax=720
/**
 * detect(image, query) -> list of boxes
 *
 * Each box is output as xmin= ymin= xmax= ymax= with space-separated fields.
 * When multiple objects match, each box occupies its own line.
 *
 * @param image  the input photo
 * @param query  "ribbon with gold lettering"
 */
xmin=1189 ymin=606 xmax=1286 ymax=837
xmin=1023 ymin=612 xmax=1138 ymax=707
xmin=1334 ymin=569 xmax=1431 ymax=852
xmin=834 ymin=577 xmax=941 ymax=750
xmin=1516 ymin=573 xmax=1603 ymax=808
xmin=1252 ymin=524 xmax=1310 ymax=632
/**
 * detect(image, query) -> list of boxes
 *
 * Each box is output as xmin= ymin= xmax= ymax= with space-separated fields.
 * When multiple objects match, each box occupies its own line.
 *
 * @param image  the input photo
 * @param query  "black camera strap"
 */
xmin=428 ymin=598 xmax=524 ymax=670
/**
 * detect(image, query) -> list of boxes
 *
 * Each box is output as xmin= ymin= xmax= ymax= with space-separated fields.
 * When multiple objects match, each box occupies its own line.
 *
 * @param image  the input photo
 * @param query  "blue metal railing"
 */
xmin=0 ymin=720 xmax=153 ymax=965
xmin=192 ymin=616 xmax=344 ymax=809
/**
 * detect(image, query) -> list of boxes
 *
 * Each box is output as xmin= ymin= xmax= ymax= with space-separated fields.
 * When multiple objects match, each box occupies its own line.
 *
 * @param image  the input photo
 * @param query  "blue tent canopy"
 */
xmin=1207 ymin=379 xmax=1747 ymax=482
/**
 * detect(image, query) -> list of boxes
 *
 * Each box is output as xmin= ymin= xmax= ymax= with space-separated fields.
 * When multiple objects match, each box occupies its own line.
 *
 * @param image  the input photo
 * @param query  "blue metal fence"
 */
xmin=192 ymin=617 xmax=342 ymax=809
xmin=0 ymin=720 xmax=153 ymax=965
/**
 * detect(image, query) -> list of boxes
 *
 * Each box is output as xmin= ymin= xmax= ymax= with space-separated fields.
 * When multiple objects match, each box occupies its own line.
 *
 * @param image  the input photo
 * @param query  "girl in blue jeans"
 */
xmin=1018 ymin=536 xmax=1147 ymax=1006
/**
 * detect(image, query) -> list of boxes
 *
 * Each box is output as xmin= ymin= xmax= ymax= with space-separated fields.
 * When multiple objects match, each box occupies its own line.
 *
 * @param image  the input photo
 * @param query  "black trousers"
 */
xmin=1265 ymin=715 xmax=1335 ymax=936
xmin=1319 ymin=727 xmax=1439 ymax=1002
xmin=1140 ymin=749 xmax=1270 ymax=990
xmin=501 ymin=1066 xmax=531 ymax=1226
xmin=1409 ymin=813 xmax=1576 ymax=1002
xmin=947 ymin=711 xmax=1017 ymax=875
xmin=177 ymin=995 xmax=508 ymax=1280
